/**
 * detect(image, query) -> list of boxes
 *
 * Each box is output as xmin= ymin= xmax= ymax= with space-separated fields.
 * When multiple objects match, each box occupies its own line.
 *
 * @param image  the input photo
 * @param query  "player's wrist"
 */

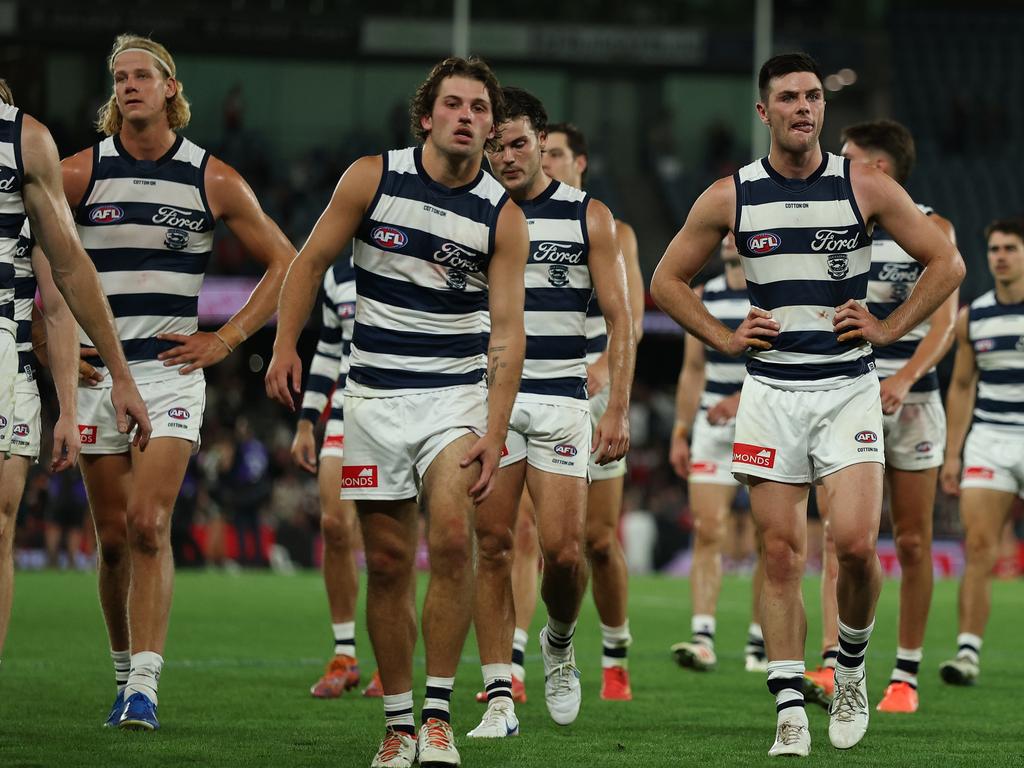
xmin=672 ymin=419 xmax=690 ymax=440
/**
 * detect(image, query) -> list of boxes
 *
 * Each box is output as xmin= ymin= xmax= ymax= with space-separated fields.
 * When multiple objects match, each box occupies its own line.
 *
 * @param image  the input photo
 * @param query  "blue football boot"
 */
xmin=118 ymin=692 xmax=160 ymax=731
xmin=103 ymin=690 xmax=126 ymax=728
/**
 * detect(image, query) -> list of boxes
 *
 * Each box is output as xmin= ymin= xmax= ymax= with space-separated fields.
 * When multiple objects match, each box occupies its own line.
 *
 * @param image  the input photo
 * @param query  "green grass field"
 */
xmin=1 ymin=570 xmax=1021 ymax=767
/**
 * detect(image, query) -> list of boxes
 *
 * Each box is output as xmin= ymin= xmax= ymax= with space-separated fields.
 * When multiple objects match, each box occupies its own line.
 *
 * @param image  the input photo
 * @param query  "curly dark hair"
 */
xmin=501 ymin=86 xmax=547 ymax=135
xmin=841 ymin=119 xmax=916 ymax=184
xmin=410 ymin=57 xmax=504 ymax=153
xmin=986 ymin=217 xmax=1024 ymax=243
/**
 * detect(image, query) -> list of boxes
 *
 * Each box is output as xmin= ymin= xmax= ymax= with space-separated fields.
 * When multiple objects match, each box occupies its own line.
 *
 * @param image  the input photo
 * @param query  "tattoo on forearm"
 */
xmin=488 ymin=345 xmax=508 ymax=386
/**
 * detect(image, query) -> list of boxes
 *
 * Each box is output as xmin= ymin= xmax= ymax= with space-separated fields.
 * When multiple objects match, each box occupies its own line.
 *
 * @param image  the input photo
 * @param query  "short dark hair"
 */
xmin=0 ymin=79 xmax=13 ymax=106
xmin=841 ymin=119 xmax=916 ymax=184
xmin=546 ymin=122 xmax=588 ymax=159
xmin=758 ymin=52 xmax=823 ymax=101
xmin=500 ymin=86 xmax=547 ymax=135
xmin=409 ymin=57 xmax=504 ymax=152
xmin=985 ymin=218 xmax=1024 ymax=243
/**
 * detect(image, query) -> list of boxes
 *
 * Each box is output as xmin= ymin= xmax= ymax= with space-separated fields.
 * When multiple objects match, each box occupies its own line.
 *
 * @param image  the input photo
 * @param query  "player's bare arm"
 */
xmin=26 ymin=117 xmax=152 ymax=447
xmin=670 ymin=315 xmax=706 ymax=479
xmin=940 ymin=308 xmax=977 ymax=497
xmin=587 ymin=200 xmax=635 ymax=464
xmin=835 ymin=165 xmax=965 ymax=345
xmin=878 ymin=214 xmax=959 ymax=413
xmin=32 ymin=246 xmax=81 ymax=472
xmin=586 ymin=220 xmax=644 ymax=396
xmin=651 ymin=177 xmax=778 ymax=355
xmin=461 ymin=200 xmax=528 ymax=501
xmin=157 ymin=157 xmax=296 ymax=374
xmin=266 ymin=155 xmax=380 ymax=410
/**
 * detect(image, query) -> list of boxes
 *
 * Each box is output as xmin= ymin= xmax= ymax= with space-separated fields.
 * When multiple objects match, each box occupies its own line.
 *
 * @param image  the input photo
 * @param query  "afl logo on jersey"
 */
xmin=168 ymin=407 xmax=190 ymax=420
xmin=371 ymin=226 xmax=408 ymax=249
xmin=89 ymin=205 xmax=124 ymax=224
xmin=855 ymin=430 xmax=878 ymax=444
xmin=747 ymin=233 xmax=781 ymax=254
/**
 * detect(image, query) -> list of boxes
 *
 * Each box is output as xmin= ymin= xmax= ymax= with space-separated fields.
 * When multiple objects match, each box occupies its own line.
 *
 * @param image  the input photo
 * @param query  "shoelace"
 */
xmin=423 ymin=719 xmax=453 ymax=750
xmin=831 ymin=679 xmax=867 ymax=722
xmin=377 ymin=731 xmax=410 ymax=761
xmin=548 ymin=662 xmax=580 ymax=694
xmin=478 ymin=705 xmax=512 ymax=731
xmin=777 ymin=721 xmax=807 ymax=746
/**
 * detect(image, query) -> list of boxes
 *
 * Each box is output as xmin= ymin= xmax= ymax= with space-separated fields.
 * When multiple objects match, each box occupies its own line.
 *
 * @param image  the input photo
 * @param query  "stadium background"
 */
xmin=2 ymin=0 xmax=1022 ymax=577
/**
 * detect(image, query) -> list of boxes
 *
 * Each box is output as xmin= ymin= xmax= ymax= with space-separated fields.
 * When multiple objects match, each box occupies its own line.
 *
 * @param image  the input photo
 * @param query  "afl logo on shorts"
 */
xmin=12 ymin=424 xmax=28 ymax=437
xmin=554 ymin=444 xmax=578 ymax=458
xmin=89 ymin=205 xmax=124 ymax=224
xmin=855 ymin=430 xmax=878 ymax=444
xmin=0 ymin=416 xmax=6 ymax=430
xmin=164 ymin=229 xmax=190 ymax=251
xmin=371 ymin=226 xmax=408 ymax=249
xmin=747 ymin=233 xmax=781 ymax=254
xmin=342 ymin=465 xmax=379 ymax=488
xmin=915 ymin=441 xmax=933 ymax=453
xmin=168 ymin=407 xmax=190 ymax=420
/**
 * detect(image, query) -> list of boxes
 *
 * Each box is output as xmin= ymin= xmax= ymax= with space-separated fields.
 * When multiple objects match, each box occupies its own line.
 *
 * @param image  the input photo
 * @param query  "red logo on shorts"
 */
xmin=78 ymin=424 xmax=97 ymax=445
xmin=323 ymin=434 xmax=344 ymax=450
xmin=690 ymin=461 xmax=718 ymax=474
xmin=964 ymin=466 xmax=995 ymax=480
xmin=500 ymin=444 xmax=509 ymax=457
xmin=554 ymin=444 xmax=578 ymax=457
xmin=733 ymin=443 xmax=776 ymax=468
xmin=342 ymin=465 xmax=378 ymax=488
xmin=12 ymin=424 xmax=29 ymax=437
xmin=855 ymin=431 xmax=878 ymax=444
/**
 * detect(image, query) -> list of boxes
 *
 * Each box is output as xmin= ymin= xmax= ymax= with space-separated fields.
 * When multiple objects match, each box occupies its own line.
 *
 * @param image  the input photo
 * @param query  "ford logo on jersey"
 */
xmin=554 ymin=444 xmax=578 ymax=457
xmin=747 ymin=232 xmax=781 ymax=254
xmin=371 ymin=226 xmax=408 ymax=249
xmin=168 ymin=407 xmax=190 ymax=420
xmin=89 ymin=205 xmax=124 ymax=224
xmin=855 ymin=431 xmax=878 ymax=444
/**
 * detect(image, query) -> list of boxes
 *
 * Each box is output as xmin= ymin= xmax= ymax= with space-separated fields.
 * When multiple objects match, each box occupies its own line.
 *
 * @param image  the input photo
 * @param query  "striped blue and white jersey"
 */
xmin=74 ymin=134 xmax=214 ymax=386
xmin=13 ymin=220 xmax=37 ymax=379
xmin=968 ymin=290 xmax=1024 ymax=430
xmin=584 ymin=295 xmax=606 ymax=366
xmin=733 ymin=153 xmax=873 ymax=390
xmin=865 ymin=204 xmax=938 ymax=403
xmin=518 ymin=179 xmax=590 ymax=408
xmin=0 ymin=103 xmax=25 ymax=337
xmin=700 ymin=274 xmax=749 ymax=410
xmin=300 ymin=257 xmax=356 ymax=425
xmin=347 ymin=147 xmax=508 ymax=396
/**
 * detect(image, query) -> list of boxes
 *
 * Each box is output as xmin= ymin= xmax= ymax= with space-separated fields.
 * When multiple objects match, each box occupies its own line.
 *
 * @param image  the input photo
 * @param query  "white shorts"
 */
xmin=9 ymin=376 xmax=41 ymax=459
xmin=341 ymin=385 xmax=487 ymax=500
xmin=731 ymin=373 xmax=885 ymax=485
xmin=0 ymin=331 xmax=17 ymax=454
xmin=960 ymin=423 xmax=1024 ymax=496
xmin=689 ymin=410 xmax=739 ymax=487
xmin=588 ymin=384 xmax=626 ymax=481
xmin=320 ymin=418 xmax=344 ymax=460
xmin=77 ymin=373 xmax=206 ymax=454
xmin=498 ymin=398 xmax=591 ymax=478
xmin=882 ymin=397 xmax=945 ymax=471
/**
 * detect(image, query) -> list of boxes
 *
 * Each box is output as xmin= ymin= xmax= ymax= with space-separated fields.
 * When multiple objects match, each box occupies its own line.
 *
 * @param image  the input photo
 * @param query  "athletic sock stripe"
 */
xmin=424 ymin=686 xmax=452 ymax=701
xmin=767 ymin=677 xmax=804 ymax=695
xmin=602 ymin=646 xmax=628 ymax=658
xmin=547 ymin=635 xmax=573 ymax=649
xmin=895 ymin=658 xmax=920 ymax=674
xmin=777 ymin=698 xmax=806 ymax=712
xmin=384 ymin=706 xmax=414 ymax=717
xmin=839 ymin=638 xmax=868 ymax=655
xmin=485 ymin=679 xmax=512 ymax=691
xmin=958 ymin=643 xmax=980 ymax=654
xmin=836 ymin=651 xmax=866 ymax=669
xmin=511 ymin=649 xmax=525 ymax=665
xmin=823 ymin=649 xmax=839 ymax=660
xmin=389 ymin=724 xmax=415 ymax=736
xmin=694 ymin=630 xmax=715 ymax=640
xmin=421 ymin=708 xmax=450 ymax=723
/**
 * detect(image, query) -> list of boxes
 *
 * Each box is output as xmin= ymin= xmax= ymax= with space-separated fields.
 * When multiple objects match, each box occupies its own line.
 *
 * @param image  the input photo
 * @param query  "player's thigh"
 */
xmin=357 ymin=498 xmax=421 ymax=574
xmin=585 ymin=475 xmax=624 ymax=539
xmin=887 ymin=466 xmax=938 ymax=538
xmin=0 ymin=455 xmax=29 ymax=544
xmin=319 ymin=455 xmax=355 ymax=521
xmin=748 ymin=478 xmax=809 ymax=553
xmin=526 ymin=464 xmax=587 ymax=555
xmin=475 ymin=459 xmax=526 ymax=544
xmin=818 ymin=461 xmax=884 ymax=552
xmin=687 ymin=481 xmax=737 ymax=539
xmin=128 ymin=437 xmax=194 ymax=515
xmin=959 ymin=488 xmax=1016 ymax=549
xmin=81 ymin=452 xmax=133 ymax=532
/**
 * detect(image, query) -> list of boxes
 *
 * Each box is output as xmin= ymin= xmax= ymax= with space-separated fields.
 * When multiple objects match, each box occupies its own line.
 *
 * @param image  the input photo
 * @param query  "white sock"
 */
xmin=124 ymin=651 xmax=163 ymax=705
xmin=481 ymin=663 xmax=513 ymax=706
xmin=511 ymin=627 xmax=528 ymax=681
xmin=836 ymin=620 xmax=874 ymax=682
xmin=692 ymin=614 xmax=716 ymax=647
xmin=332 ymin=621 xmax=356 ymax=658
xmin=767 ymin=660 xmax=806 ymax=723
xmin=544 ymin=617 xmax=576 ymax=658
xmin=956 ymin=632 xmax=982 ymax=664
xmin=111 ymin=648 xmax=131 ymax=694
xmin=600 ymin=621 xmax=632 ymax=669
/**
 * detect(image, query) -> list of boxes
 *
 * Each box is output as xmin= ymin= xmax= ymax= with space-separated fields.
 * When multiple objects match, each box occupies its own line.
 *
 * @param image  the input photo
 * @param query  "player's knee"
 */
xmin=692 ymin=515 xmax=725 ymax=549
xmin=95 ymin=522 xmax=128 ymax=566
xmin=545 ymin=538 xmax=583 ymax=574
xmin=893 ymin=528 xmax=929 ymax=566
xmin=320 ymin=513 xmax=354 ymax=553
xmin=963 ymin=531 xmax=998 ymax=566
xmin=762 ymin=536 xmax=802 ymax=581
xmin=430 ymin=528 xmax=473 ymax=574
xmin=834 ymin=535 xmax=876 ymax=571
xmin=364 ymin=543 xmax=412 ymax=586
xmin=585 ymin=525 xmax=616 ymax=565
xmin=476 ymin=528 xmax=514 ymax=570
xmin=126 ymin=508 xmax=171 ymax=556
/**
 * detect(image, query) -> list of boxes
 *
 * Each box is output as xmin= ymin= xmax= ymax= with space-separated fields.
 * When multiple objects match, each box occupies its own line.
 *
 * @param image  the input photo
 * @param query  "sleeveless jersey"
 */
xmin=348 ymin=147 xmax=507 ymax=395
xmin=584 ymin=295 xmax=606 ymax=366
xmin=518 ymin=179 xmax=590 ymax=407
xmin=13 ymin=221 xmax=36 ymax=378
xmin=734 ymin=152 xmax=873 ymax=389
xmin=0 ymin=103 xmax=25 ymax=336
xmin=967 ymin=290 xmax=1024 ymax=430
xmin=700 ymin=274 xmax=749 ymax=410
xmin=866 ymin=204 xmax=938 ymax=403
xmin=300 ymin=256 xmax=356 ymax=425
xmin=74 ymin=134 xmax=214 ymax=386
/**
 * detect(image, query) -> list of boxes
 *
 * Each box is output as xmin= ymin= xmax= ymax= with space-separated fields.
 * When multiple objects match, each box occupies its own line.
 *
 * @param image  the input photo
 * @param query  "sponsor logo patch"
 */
xmin=500 ymin=444 xmax=509 ymax=458
xmin=554 ymin=444 xmax=578 ymax=458
xmin=89 ymin=204 xmax=124 ymax=224
xmin=164 ymin=228 xmax=189 ymax=251
xmin=342 ymin=465 xmax=378 ymax=488
xmin=974 ymin=338 xmax=995 ymax=353
xmin=168 ymin=407 xmax=190 ymax=420
xmin=690 ymin=461 xmax=717 ymax=474
xmin=12 ymin=424 xmax=29 ymax=437
xmin=371 ymin=226 xmax=408 ymax=249
xmin=79 ymin=424 xmax=97 ymax=444
xmin=964 ymin=466 xmax=995 ymax=480
xmin=827 ymin=252 xmax=850 ymax=280
xmin=732 ymin=442 xmax=776 ymax=468
xmin=855 ymin=430 xmax=878 ymax=444
xmin=747 ymin=232 xmax=781 ymax=254
xmin=445 ymin=269 xmax=467 ymax=290
xmin=323 ymin=434 xmax=344 ymax=450
xmin=547 ymin=264 xmax=569 ymax=287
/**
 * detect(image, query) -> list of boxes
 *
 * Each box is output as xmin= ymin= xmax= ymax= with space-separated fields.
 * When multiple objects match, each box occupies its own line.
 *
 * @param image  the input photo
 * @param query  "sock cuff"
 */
xmin=896 ymin=646 xmax=923 ymax=662
xmin=130 ymin=651 xmax=164 ymax=668
xmin=513 ymin=627 xmax=530 ymax=647
xmin=382 ymin=691 xmax=414 ymax=708
xmin=110 ymin=649 xmax=131 ymax=663
xmin=747 ymin=623 xmax=764 ymax=640
xmin=766 ymin=660 xmax=805 ymax=679
xmin=692 ymin=613 xmax=716 ymax=633
xmin=838 ymin=619 xmax=874 ymax=643
xmin=481 ymin=664 xmax=511 ymax=683
xmin=425 ymin=675 xmax=455 ymax=689
xmin=332 ymin=621 xmax=356 ymax=640
xmin=546 ymin=616 xmax=576 ymax=638
xmin=957 ymin=632 xmax=983 ymax=650
xmin=600 ymin=621 xmax=632 ymax=644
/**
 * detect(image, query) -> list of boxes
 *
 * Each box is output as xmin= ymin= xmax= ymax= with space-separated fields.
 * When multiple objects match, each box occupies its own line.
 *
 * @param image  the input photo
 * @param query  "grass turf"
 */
xmin=1 ymin=570 xmax=1021 ymax=767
